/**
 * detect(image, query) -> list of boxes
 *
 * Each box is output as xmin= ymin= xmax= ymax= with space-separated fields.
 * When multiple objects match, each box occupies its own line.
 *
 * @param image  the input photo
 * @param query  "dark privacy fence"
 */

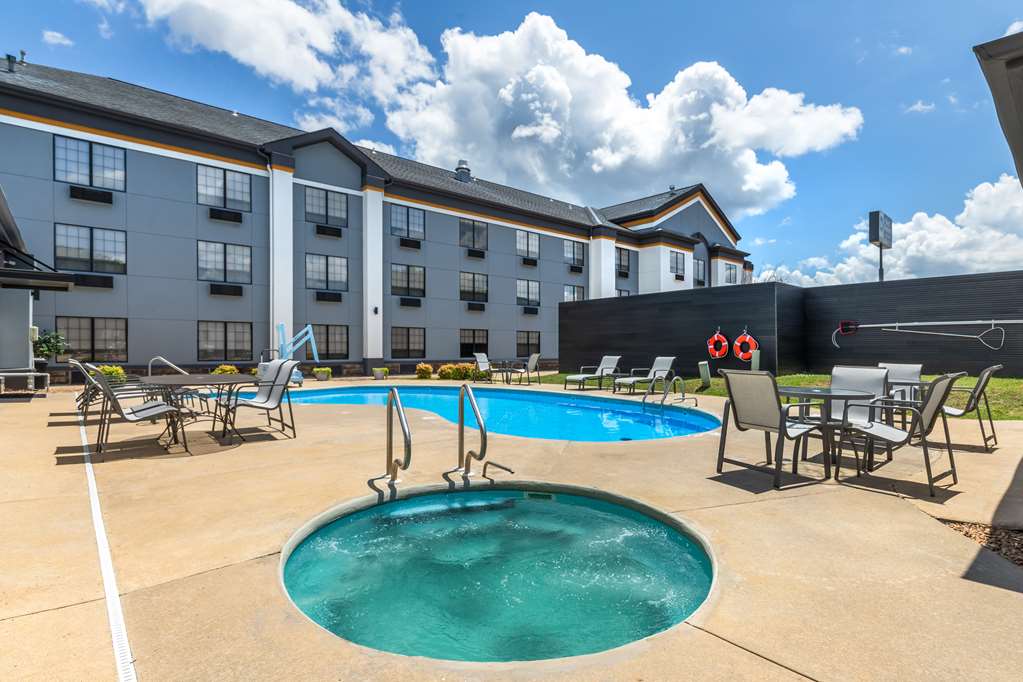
xmin=558 ymin=270 xmax=1023 ymax=378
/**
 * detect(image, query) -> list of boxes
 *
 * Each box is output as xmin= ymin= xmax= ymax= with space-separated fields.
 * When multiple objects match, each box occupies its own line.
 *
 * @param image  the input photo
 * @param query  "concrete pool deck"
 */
xmin=2 ymin=379 xmax=1022 ymax=680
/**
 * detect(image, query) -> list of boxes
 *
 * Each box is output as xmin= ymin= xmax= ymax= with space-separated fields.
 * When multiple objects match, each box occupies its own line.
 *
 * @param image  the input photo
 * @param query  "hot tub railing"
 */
xmin=384 ymin=387 xmax=413 ymax=482
xmin=450 ymin=383 xmax=512 ymax=478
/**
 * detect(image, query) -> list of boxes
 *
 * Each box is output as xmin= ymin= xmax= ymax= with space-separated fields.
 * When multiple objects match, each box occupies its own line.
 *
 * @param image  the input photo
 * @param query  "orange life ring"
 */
xmin=707 ymin=331 xmax=729 ymax=359
xmin=733 ymin=331 xmax=759 ymax=362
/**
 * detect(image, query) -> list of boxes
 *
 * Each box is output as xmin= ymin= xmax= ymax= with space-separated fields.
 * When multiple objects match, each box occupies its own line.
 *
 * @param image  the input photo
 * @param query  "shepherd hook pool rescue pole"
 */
xmin=832 ymin=319 xmax=1023 ymax=350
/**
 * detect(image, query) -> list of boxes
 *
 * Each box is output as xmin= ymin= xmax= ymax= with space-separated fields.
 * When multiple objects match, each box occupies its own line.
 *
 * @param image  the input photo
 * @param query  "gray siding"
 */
xmin=659 ymin=202 xmax=733 ymax=247
xmin=293 ymin=142 xmax=363 ymax=190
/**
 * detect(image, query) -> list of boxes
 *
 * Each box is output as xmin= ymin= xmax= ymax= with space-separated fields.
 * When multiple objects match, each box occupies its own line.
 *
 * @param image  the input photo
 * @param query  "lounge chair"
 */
xmin=613 ymin=356 xmax=675 ymax=394
xmin=943 ymin=364 xmax=1002 ymax=451
xmin=716 ymin=369 xmax=823 ymax=488
xmin=472 ymin=353 xmax=494 ymax=383
xmin=222 ymin=359 xmax=299 ymax=438
xmin=85 ymin=367 xmax=188 ymax=453
xmin=563 ymin=355 xmax=621 ymax=390
xmin=836 ymin=373 xmax=964 ymax=496
xmin=505 ymin=353 xmax=541 ymax=385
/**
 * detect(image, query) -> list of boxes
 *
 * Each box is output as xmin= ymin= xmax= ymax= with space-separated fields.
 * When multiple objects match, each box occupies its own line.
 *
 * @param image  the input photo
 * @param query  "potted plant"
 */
xmin=372 ymin=367 xmax=389 ymax=380
xmin=32 ymin=330 xmax=68 ymax=374
xmin=313 ymin=367 xmax=332 ymax=382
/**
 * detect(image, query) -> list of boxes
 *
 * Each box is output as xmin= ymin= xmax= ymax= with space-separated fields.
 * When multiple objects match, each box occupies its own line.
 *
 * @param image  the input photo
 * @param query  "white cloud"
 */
xmin=904 ymin=100 xmax=935 ymax=114
xmin=78 ymin=0 xmax=127 ymax=11
xmin=946 ymin=93 xmax=958 ymax=106
xmin=98 ymin=17 xmax=114 ymax=39
xmin=42 ymin=30 xmax=74 ymax=47
xmin=1005 ymin=20 xmax=1023 ymax=36
xmin=758 ymin=174 xmax=1023 ymax=286
xmin=353 ymin=139 xmax=397 ymax=155
xmin=894 ymin=45 xmax=912 ymax=55
xmin=294 ymin=96 xmax=373 ymax=134
xmin=751 ymin=237 xmax=777 ymax=246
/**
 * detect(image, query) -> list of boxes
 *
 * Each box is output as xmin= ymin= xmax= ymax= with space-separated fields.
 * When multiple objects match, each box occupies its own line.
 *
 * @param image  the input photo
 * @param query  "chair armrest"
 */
xmin=840 ymin=400 xmax=922 ymax=431
xmin=598 ymin=367 xmax=617 ymax=376
xmin=579 ymin=366 xmax=597 ymax=373
xmin=630 ymin=368 xmax=650 ymax=376
xmin=950 ymin=387 xmax=974 ymax=394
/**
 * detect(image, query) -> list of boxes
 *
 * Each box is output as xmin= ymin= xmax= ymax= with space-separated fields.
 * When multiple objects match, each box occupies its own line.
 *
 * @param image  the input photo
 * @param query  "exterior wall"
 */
xmin=0 ymin=289 xmax=32 ymax=368
xmin=637 ymin=245 xmax=693 ymax=294
xmin=0 ymin=120 xmax=271 ymax=366
xmin=613 ymin=247 xmax=638 ymax=295
xmin=711 ymin=257 xmax=743 ymax=287
xmin=658 ymin=201 xmax=735 ymax=246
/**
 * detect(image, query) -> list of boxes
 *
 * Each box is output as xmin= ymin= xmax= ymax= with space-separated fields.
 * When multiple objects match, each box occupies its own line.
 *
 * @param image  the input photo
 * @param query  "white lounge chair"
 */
xmin=614 ymin=356 xmax=675 ymax=394
xmin=564 ymin=355 xmax=621 ymax=390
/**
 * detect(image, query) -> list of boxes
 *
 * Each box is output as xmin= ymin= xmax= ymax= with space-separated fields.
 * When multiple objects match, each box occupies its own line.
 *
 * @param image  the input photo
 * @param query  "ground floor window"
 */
xmin=56 ymin=316 xmax=127 ymax=362
xmin=198 ymin=321 xmax=251 ymax=361
xmin=308 ymin=324 xmax=349 ymax=360
xmin=459 ymin=329 xmax=488 ymax=357
xmin=725 ymin=263 xmax=738 ymax=284
xmin=516 ymin=331 xmax=540 ymax=357
xmin=391 ymin=326 xmax=425 ymax=359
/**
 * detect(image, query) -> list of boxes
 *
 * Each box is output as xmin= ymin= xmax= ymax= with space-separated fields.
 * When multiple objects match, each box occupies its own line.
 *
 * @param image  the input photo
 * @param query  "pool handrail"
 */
xmin=148 ymin=356 xmax=188 ymax=376
xmin=385 ymin=387 xmax=413 ymax=482
xmin=457 ymin=384 xmax=487 ymax=475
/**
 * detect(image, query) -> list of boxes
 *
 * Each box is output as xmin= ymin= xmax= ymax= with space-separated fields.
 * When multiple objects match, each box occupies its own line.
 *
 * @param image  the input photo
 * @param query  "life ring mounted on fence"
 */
xmin=707 ymin=329 xmax=729 ymax=359
xmin=733 ymin=328 xmax=759 ymax=362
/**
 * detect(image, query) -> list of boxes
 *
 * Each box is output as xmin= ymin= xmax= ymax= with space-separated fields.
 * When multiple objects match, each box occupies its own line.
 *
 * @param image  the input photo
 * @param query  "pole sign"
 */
xmin=868 ymin=210 xmax=893 ymax=249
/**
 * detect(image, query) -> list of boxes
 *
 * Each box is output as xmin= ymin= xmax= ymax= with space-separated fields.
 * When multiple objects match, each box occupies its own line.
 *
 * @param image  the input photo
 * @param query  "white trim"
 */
xmin=292 ymin=177 xmax=364 ymax=198
xmin=383 ymin=194 xmax=590 ymax=244
xmin=0 ymin=113 xmax=268 ymax=177
xmin=269 ymin=168 xmax=295 ymax=350
xmin=76 ymin=413 xmax=138 ymax=682
xmin=627 ymin=196 xmax=737 ymax=246
xmin=362 ymin=189 xmax=384 ymax=358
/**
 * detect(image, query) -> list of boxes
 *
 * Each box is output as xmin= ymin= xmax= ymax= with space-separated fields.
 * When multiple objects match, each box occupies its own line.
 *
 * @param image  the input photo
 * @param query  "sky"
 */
xmin=3 ymin=1 xmax=1023 ymax=285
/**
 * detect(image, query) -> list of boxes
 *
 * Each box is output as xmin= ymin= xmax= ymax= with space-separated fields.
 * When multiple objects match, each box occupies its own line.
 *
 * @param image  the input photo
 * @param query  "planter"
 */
xmin=372 ymin=368 xmax=387 ymax=380
xmin=33 ymin=358 xmax=48 ymax=374
xmin=314 ymin=372 xmax=330 ymax=382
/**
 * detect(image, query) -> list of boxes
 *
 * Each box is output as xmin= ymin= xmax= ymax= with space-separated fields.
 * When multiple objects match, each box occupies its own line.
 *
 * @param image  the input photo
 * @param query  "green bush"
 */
xmin=94 ymin=365 xmax=127 ymax=383
xmin=372 ymin=367 xmax=390 ymax=377
xmin=33 ymin=330 xmax=69 ymax=358
xmin=437 ymin=363 xmax=456 ymax=380
xmin=313 ymin=367 xmax=333 ymax=378
xmin=415 ymin=363 xmax=433 ymax=379
xmin=212 ymin=364 xmax=239 ymax=375
xmin=437 ymin=363 xmax=485 ymax=380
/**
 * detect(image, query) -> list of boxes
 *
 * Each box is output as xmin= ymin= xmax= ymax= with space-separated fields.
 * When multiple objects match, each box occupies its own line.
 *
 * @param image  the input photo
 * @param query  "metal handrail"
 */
xmin=148 ymin=356 xmax=188 ymax=376
xmin=456 ymin=384 xmax=488 ymax=476
xmin=385 ymin=387 xmax=413 ymax=482
xmin=641 ymin=370 xmax=674 ymax=404
xmin=658 ymin=376 xmax=696 ymax=407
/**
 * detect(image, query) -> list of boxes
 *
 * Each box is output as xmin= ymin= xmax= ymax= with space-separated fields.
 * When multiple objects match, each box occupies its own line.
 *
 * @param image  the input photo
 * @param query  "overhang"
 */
xmin=975 ymin=32 xmax=1023 ymax=183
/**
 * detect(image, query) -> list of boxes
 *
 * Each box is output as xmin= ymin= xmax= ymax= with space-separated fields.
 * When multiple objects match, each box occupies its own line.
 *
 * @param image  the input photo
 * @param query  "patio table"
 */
xmin=777 ymin=386 xmax=874 ymax=479
xmin=141 ymin=374 xmax=256 ymax=443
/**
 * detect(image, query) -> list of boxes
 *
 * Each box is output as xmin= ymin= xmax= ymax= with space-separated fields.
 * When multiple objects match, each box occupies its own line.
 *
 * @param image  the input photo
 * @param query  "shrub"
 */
xmin=437 ymin=363 xmax=457 ymax=380
xmin=313 ymin=367 xmax=333 ymax=378
xmin=212 ymin=364 xmax=239 ymax=375
xmin=33 ymin=330 xmax=69 ymax=358
xmin=248 ymin=368 xmax=260 ymax=376
xmin=415 ymin=363 xmax=433 ymax=379
xmin=94 ymin=365 xmax=127 ymax=383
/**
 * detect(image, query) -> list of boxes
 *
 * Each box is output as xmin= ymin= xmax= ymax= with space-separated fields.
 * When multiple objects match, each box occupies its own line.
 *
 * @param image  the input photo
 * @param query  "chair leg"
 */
xmin=285 ymin=389 xmax=296 ymax=437
xmin=942 ymin=412 xmax=958 ymax=485
xmin=921 ymin=438 xmax=936 ymax=497
xmin=764 ymin=431 xmax=773 ymax=465
xmin=716 ymin=401 xmax=730 ymax=473
xmin=791 ymin=436 xmax=800 ymax=475
xmin=773 ymin=433 xmax=786 ymax=489
xmin=984 ymin=392 xmax=997 ymax=447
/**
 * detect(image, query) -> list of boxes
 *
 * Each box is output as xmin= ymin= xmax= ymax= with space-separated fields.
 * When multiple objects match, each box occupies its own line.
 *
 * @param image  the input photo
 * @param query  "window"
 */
xmin=304 ymin=187 xmax=348 ymax=227
xmin=616 ymin=289 xmax=630 ymax=297
xmin=725 ymin=263 xmax=738 ymax=284
xmin=54 ymin=135 xmax=125 ymax=191
xmin=516 ymin=279 xmax=540 ymax=306
xmin=616 ymin=247 xmax=630 ymax=273
xmin=391 ymin=264 xmax=426 ymax=297
xmin=54 ymin=224 xmax=126 ymax=274
xmin=197 ymin=165 xmax=251 ymax=211
xmin=516 ymin=331 xmax=540 ymax=357
xmin=459 ymin=219 xmax=488 ymax=250
xmin=390 ymin=205 xmax=426 ymax=239
xmin=563 ymin=284 xmax=585 ymax=302
xmin=459 ymin=272 xmax=489 ymax=302
xmin=56 ymin=317 xmax=128 ymax=362
xmin=563 ymin=240 xmax=585 ymax=266
xmin=459 ymin=329 xmax=488 ymax=357
xmin=308 ymin=324 xmax=349 ymax=360
xmin=742 ymin=267 xmax=753 ymax=285
xmin=669 ymin=251 xmax=686 ymax=276
xmin=516 ymin=230 xmax=539 ymax=258
xmin=197 ymin=241 xmax=251 ymax=284
xmin=694 ymin=258 xmax=707 ymax=286
xmin=305 ymin=254 xmax=348 ymax=291
xmin=198 ymin=321 xmax=252 ymax=361
xmin=391 ymin=326 xmax=425 ymax=359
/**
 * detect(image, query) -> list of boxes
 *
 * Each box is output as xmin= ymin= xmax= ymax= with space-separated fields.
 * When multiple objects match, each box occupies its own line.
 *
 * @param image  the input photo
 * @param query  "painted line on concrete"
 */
xmin=76 ymin=413 xmax=138 ymax=682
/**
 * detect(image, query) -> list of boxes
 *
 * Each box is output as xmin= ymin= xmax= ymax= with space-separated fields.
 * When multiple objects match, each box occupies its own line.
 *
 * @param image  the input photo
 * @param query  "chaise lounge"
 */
xmin=564 ymin=355 xmax=621 ymax=391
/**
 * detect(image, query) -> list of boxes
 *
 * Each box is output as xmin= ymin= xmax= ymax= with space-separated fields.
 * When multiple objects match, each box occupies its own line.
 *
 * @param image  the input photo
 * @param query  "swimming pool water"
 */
xmin=289 ymin=385 xmax=719 ymax=441
xmin=283 ymin=489 xmax=713 ymax=661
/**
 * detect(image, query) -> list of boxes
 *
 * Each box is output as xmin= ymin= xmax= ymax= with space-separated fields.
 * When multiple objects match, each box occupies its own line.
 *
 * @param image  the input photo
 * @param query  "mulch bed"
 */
xmin=943 ymin=520 xmax=1023 ymax=568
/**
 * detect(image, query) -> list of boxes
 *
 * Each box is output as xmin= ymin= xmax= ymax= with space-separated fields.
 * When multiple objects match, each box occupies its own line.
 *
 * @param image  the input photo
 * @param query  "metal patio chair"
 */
xmin=836 ymin=373 xmax=964 ymax=496
xmin=472 ymin=353 xmax=495 ymax=383
xmin=222 ymin=359 xmax=299 ymax=438
xmin=802 ymin=365 xmax=891 ymax=464
xmin=70 ymin=359 xmax=155 ymax=421
xmin=716 ymin=369 xmax=823 ymax=489
xmin=564 ymin=355 xmax=621 ymax=390
xmin=879 ymin=362 xmax=923 ymax=428
xmin=942 ymin=364 xmax=1002 ymax=451
xmin=86 ymin=368 xmax=188 ymax=453
xmin=613 ymin=356 xmax=675 ymax=394
xmin=505 ymin=353 xmax=541 ymax=385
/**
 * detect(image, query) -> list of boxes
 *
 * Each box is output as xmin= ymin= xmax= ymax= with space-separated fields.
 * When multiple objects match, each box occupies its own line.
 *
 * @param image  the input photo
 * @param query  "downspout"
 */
xmin=257 ymin=147 xmax=275 ymax=360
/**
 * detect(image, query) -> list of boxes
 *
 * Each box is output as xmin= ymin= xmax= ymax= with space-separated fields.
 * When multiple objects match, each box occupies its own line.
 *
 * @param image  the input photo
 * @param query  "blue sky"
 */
xmin=3 ymin=1 xmax=1022 ymax=284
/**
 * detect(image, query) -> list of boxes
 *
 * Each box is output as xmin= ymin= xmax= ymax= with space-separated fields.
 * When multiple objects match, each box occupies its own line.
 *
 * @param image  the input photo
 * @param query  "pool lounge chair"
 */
xmin=564 ymin=355 xmax=621 ymax=390
xmin=943 ymin=364 xmax=1002 ymax=451
xmin=613 ymin=356 xmax=675 ymax=394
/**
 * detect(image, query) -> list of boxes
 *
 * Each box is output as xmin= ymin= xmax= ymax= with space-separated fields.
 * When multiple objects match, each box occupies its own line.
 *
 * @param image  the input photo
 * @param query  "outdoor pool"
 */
xmin=282 ymin=488 xmax=714 ymax=662
xmin=289 ymin=385 xmax=719 ymax=441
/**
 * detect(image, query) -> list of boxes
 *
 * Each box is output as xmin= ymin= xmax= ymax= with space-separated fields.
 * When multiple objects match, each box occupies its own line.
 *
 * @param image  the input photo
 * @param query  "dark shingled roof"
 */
xmin=0 ymin=61 xmax=301 ymax=145
xmin=598 ymin=186 xmax=700 ymax=222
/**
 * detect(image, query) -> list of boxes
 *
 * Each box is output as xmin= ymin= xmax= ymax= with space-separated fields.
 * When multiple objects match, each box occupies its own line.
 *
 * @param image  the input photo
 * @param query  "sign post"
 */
xmin=868 ymin=210 xmax=892 ymax=282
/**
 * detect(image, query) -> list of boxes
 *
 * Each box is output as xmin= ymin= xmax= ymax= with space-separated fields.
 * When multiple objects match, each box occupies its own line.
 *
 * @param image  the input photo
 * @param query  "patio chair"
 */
xmin=86 ymin=368 xmax=188 ymax=453
xmin=472 ymin=353 xmax=494 ymax=383
xmin=836 ymin=373 xmax=964 ymax=496
xmin=812 ymin=365 xmax=891 ymax=466
xmin=70 ymin=359 xmax=154 ymax=420
xmin=879 ymin=362 xmax=923 ymax=427
xmin=222 ymin=359 xmax=299 ymax=438
xmin=942 ymin=364 xmax=1002 ymax=451
xmin=564 ymin=355 xmax=621 ymax=390
xmin=505 ymin=353 xmax=541 ymax=385
xmin=613 ymin=356 xmax=675 ymax=394
xmin=716 ymin=369 xmax=823 ymax=489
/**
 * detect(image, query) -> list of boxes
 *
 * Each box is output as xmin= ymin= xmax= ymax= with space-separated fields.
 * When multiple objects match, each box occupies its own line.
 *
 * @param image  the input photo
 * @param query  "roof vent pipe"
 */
xmin=5 ymin=55 xmax=16 ymax=73
xmin=455 ymin=159 xmax=471 ymax=182
xmin=669 ymin=184 xmax=677 ymax=193
xmin=19 ymin=50 xmax=26 ymax=64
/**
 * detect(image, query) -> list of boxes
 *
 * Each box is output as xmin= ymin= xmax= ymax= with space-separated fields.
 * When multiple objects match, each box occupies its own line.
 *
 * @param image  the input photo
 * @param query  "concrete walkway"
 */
xmin=2 ymin=381 xmax=1022 ymax=680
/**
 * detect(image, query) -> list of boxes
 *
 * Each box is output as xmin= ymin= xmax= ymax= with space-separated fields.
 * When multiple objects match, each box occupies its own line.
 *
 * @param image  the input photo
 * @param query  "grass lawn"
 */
xmin=539 ymin=372 xmax=1023 ymax=420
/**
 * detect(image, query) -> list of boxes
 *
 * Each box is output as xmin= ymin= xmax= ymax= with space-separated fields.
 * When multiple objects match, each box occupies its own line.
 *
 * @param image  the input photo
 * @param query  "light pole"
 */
xmin=868 ymin=210 xmax=892 ymax=283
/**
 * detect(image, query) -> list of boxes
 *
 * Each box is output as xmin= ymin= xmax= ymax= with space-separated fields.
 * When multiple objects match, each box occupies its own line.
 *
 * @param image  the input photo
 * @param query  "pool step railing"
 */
xmin=448 ymin=384 xmax=513 ymax=478
xmin=652 ymin=376 xmax=698 ymax=408
xmin=640 ymin=370 xmax=675 ymax=404
xmin=384 ymin=387 xmax=413 ymax=482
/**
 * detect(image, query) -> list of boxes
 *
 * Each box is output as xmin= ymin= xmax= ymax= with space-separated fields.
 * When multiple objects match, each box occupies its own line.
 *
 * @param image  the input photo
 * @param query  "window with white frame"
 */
xmin=197 ymin=165 xmax=251 ymax=211
xmin=54 ymin=135 xmax=125 ymax=191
